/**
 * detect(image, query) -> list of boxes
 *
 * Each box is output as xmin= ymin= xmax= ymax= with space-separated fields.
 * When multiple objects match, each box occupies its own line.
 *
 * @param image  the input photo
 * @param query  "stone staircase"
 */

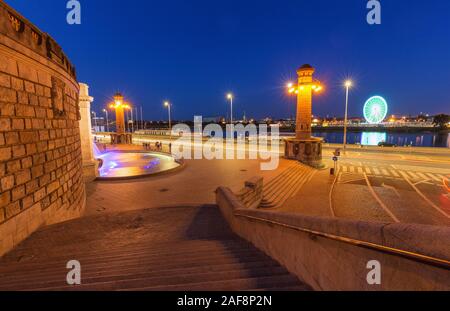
xmin=0 ymin=205 xmax=310 ymax=291
xmin=260 ymin=162 xmax=316 ymax=209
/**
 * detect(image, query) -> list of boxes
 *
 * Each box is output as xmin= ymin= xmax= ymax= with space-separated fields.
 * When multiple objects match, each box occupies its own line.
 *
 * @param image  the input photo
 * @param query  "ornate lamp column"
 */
xmin=109 ymin=92 xmax=133 ymax=144
xmin=78 ymin=83 xmax=99 ymax=181
xmin=285 ymin=64 xmax=324 ymax=168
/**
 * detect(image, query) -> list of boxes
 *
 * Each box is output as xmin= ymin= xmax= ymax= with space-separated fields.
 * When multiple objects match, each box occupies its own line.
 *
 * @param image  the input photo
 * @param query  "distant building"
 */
xmin=203 ymin=116 xmax=223 ymax=123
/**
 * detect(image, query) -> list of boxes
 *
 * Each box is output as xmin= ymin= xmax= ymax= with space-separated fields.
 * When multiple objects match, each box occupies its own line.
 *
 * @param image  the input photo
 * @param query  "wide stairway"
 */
xmin=260 ymin=162 xmax=316 ymax=209
xmin=0 ymin=205 xmax=309 ymax=291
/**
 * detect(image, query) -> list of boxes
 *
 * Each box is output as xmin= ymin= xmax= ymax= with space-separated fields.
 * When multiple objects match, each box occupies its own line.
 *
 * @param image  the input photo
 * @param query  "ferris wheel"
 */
xmin=364 ymin=96 xmax=388 ymax=124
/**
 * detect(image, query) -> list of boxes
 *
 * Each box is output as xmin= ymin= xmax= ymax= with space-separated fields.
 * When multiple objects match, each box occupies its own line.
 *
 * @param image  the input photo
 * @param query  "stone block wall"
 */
xmin=0 ymin=2 xmax=85 ymax=256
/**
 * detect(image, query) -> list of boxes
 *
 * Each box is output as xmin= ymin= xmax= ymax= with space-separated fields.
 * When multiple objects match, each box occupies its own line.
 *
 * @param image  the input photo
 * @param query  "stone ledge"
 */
xmin=0 ymin=1 xmax=76 ymax=79
xmin=216 ymin=186 xmax=450 ymax=290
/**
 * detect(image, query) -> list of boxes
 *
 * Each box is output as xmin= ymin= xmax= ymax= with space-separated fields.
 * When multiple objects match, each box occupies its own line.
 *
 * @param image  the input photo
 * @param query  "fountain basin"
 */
xmin=95 ymin=151 xmax=182 ymax=180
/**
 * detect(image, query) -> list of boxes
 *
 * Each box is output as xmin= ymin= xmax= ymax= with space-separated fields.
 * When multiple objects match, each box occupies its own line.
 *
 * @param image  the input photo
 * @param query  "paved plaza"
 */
xmin=87 ymin=139 xmax=450 ymax=227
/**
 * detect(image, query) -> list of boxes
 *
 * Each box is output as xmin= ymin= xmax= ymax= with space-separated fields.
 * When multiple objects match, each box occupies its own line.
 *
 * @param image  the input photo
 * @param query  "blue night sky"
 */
xmin=5 ymin=0 xmax=450 ymax=120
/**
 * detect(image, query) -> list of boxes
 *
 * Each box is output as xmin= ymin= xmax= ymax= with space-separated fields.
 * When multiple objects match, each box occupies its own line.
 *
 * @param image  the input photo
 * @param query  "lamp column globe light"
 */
xmin=343 ymin=80 xmax=353 ymax=150
xmin=284 ymin=64 xmax=325 ymax=168
xmin=109 ymin=92 xmax=133 ymax=144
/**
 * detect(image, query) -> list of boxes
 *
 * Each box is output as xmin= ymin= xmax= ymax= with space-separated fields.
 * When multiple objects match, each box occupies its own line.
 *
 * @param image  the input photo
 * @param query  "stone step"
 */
xmin=0 ymin=247 xmax=269 ymax=276
xmin=264 ymin=165 xmax=307 ymax=197
xmin=263 ymin=164 xmax=297 ymax=190
xmin=271 ymin=170 xmax=314 ymax=209
xmin=263 ymin=165 xmax=303 ymax=199
xmin=123 ymin=274 xmax=301 ymax=291
xmin=263 ymin=165 xmax=312 ymax=207
xmin=12 ymin=226 xmax=236 ymax=253
xmin=3 ymin=265 xmax=288 ymax=291
xmin=1 ymin=239 xmax=251 ymax=266
xmin=0 ymin=260 xmax=281 ymax=290
xmin=0 ymin=205 xmax=308 ymax=291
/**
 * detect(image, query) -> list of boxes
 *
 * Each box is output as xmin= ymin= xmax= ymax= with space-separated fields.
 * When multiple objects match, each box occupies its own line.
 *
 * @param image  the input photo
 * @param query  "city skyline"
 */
xmin=6 ymin=0 xmax=450 ymax=120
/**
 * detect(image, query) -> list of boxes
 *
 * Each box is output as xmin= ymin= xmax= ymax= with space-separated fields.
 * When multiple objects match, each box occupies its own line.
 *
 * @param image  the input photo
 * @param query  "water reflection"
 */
xmin=313 ymin=131 xmax=449 ymax=148
xmin=361 ymin=132 xmax=387 ymax=146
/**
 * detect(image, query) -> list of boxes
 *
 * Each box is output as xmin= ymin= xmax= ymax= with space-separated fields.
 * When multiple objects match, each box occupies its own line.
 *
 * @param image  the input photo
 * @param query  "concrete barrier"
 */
xmin=216 ymin=186 xmax=450 ymax=291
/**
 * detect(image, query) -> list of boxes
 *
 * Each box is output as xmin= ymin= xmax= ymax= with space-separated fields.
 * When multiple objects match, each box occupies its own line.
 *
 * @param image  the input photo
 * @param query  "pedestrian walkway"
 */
xmin=338 ymin=162 xmax=447 ymax=185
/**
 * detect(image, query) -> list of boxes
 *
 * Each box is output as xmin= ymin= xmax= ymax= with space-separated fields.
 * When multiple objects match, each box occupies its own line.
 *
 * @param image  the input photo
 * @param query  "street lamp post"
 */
xmin=130 ymin=108 xmax=134 ymax=133
xmin=91 ymin=111 xmax=97 ymax=132
xmin=135 ymin=108 xmax=139 ymax=131
xmin=343 ymin=80 xmax=353 ymax=150
xmin=164 ymin=101 xmax=172 ymax=140
xmin=103 ymin=109 xmax=109 ymax=132
xmin=227 ymin=93 xmax=234 ymax=128
xmin=140 ymin=106 xmax=144 ymax=130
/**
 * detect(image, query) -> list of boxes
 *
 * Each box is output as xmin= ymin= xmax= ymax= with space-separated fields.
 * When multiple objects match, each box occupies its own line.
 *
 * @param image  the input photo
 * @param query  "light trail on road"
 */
xmin=363 ymin=173 xmax=400 ymax=223
xmin=400 ymin=172 xmax=450 ymax=219
xmin=444 ymin=175 xmax=450 ymax=193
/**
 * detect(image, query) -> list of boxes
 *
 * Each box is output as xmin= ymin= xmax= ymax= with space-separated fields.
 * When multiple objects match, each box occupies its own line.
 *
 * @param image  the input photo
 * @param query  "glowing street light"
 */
xmin=103 ymin=109 xmax=109 ymax=133
xmin=164 ymin=101 xmax=172 ymax=140
xmin=286 ymin=80 xmax=324 ymax=96
xmin=109 ymin=93 xmax=131 ymax=135
xmin=227 ymin=93 xmax=234 ymax=127
xmin=343 ymin=80 xmax=353 ymax=150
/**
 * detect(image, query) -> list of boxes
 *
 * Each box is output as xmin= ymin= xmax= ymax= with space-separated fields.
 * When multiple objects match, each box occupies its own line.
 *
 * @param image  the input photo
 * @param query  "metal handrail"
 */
xmin=234 ymin=213 xmax=450 ymax=270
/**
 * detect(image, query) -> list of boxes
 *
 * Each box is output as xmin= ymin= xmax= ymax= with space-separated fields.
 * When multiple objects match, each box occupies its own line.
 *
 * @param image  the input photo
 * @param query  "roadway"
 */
xmin=282 ymin=149 xmax=450 ymax=226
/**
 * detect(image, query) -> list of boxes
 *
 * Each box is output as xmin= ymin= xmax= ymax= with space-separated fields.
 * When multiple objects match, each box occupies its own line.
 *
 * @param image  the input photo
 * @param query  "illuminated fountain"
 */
xmin=95 ymin=151 xmax=181 ymax=180
xmin=93 ymin=93 xmax=182 ymax=180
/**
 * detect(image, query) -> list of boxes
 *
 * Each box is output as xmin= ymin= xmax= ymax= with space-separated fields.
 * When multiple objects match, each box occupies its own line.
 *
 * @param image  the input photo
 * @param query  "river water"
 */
xmin=311 ymin=131 xmax=450 ymax=148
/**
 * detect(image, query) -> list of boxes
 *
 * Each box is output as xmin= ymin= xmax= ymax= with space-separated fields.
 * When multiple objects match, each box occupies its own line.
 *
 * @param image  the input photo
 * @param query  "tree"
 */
xmin=433 ymin=114 xmax=450 ymax=130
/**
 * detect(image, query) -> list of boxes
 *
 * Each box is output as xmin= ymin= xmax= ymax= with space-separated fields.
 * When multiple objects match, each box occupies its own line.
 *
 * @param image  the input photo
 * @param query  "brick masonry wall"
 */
xmin=0 ymin=2 xmax=85 ymax=256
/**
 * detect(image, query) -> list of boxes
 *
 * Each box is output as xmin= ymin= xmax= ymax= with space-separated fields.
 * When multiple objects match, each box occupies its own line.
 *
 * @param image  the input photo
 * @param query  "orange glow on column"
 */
xmin=109 ymin=93 xmax=132 ymax=134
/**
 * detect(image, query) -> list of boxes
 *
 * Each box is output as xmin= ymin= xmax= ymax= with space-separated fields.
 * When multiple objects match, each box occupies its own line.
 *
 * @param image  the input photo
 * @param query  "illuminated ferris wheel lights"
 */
xmin=364 ymin=96 xmax=388 ymax=124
